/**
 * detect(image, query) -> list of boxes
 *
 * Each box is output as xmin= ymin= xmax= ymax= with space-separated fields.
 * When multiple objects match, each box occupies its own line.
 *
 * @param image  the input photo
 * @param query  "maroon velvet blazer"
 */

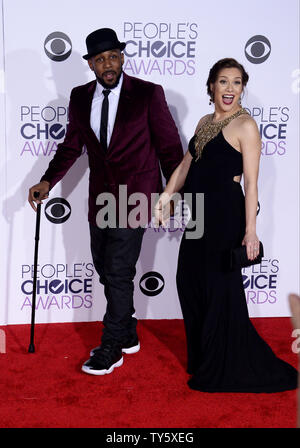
xmin=41 ymin=72 xmax=183 ymax=226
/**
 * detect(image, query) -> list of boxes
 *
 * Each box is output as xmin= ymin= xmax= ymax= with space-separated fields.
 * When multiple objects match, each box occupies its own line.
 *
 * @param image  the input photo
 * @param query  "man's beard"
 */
xmin=96 ymin=69 xmax=123 ymax=89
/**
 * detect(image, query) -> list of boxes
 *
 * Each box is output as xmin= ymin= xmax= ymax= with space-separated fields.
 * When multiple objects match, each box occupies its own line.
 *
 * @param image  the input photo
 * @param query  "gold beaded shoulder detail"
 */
xmin=194 ymin=108 xmax=249 ymax=161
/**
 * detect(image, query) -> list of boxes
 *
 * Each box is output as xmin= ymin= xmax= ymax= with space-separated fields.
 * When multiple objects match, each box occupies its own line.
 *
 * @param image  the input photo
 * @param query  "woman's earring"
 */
xmin=239 ymin=91 xmax=244 ymax=105
xmin=209 ymin=94 xmax=214 ymax=105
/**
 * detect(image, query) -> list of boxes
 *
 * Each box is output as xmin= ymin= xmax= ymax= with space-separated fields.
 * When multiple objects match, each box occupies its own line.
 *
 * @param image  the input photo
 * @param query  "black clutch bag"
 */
xmin=230 ymin=241 xmax=264 ymax=270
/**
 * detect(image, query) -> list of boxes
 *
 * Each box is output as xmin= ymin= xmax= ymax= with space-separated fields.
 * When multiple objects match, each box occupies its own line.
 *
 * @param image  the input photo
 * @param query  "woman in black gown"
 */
xmin=155 ymin=58 xmax=298 ymax=393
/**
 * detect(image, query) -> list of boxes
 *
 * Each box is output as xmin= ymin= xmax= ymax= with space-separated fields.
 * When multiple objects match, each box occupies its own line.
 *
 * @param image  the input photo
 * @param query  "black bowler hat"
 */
xmin=83 ymin=28 xmax=126 ymax=60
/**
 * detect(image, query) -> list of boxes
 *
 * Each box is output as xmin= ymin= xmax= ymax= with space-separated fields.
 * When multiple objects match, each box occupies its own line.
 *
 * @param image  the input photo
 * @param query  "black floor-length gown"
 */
xmin=176 ymin=128 xmax=298 ymax=393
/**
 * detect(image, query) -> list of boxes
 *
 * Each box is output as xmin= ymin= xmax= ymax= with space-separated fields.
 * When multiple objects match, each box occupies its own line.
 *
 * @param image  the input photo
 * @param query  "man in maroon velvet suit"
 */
xmin=28 ymin=28 xmax=183 ymax=376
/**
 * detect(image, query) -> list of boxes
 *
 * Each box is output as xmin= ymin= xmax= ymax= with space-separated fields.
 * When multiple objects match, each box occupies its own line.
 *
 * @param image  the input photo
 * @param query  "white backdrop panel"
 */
xmin=0 ymin=0 xmax=7 ymax=325
xmin=1 ymin=0 xmax=299 ymax=324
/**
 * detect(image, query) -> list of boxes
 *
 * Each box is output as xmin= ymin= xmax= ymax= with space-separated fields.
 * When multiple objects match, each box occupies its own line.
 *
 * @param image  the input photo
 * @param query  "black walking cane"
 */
xmin=28 ymin=191 xmax=42 ymax=353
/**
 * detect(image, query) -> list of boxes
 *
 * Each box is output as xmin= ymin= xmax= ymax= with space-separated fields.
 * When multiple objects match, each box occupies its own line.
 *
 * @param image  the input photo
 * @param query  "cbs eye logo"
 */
xmin=44 ymin=32 xmax=72 ymax=62
xmin=45 ymin=198 xmax=71 ymax=224
xmin=245 ymin=35 xmax=271 ymax=64
xmin=139 ymin=271 xmax=165 ymax=297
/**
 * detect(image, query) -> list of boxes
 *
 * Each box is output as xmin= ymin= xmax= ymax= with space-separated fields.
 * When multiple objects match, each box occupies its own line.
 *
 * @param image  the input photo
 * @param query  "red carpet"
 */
xmin=0 ymin=318 xmax=298 ymax=428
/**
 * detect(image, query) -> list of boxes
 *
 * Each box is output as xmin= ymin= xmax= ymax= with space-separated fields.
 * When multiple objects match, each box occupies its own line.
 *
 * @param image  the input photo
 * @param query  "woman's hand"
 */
xmin=154 ymin=192 xmax=174 ymax=227
xmin=153 ymin=151 xmax=193 ymax=227
xmin=242 ymin=231 xmax=260 ymax=261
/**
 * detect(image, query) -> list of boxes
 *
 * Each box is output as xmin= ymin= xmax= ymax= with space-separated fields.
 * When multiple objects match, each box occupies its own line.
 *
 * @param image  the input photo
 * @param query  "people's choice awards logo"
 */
xmin=45 ymin=198 xmax=71 ymax=224
xmin=243 ymin=259 xmax=279 ymax=305
xmin=21 ymin=263 xmax=94 ymax=312
xmin=122 ymin=22 xmax=199 ymax=76
xmin=19 ymin=105 xmax=69 ymax=157
xmin=245 ymin=106 xmax=289 ymax=156
xmin=139 ymin=271 xmax=165 ymax=296
xmin=245 ymin=35 xmax=271 ymax=64
xmin=44 ymin=32 xmax=72 ymax=62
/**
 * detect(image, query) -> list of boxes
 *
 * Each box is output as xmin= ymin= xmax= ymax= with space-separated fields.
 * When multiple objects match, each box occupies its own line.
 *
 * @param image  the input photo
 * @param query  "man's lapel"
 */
xmin=79 ymin=74 xmax=133 ymax=153
xmin=108 ymin=72 xmax=132 ymax=152
xmin=81 ymin=80 xmax=96 ymax=125
xmin=80 ymin=80 xmax=104 ymax=150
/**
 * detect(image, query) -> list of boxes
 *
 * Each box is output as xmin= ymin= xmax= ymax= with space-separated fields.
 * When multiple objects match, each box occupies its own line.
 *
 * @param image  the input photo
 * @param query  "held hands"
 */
xmin=154 ymin=192 xmax=175 ymax=227
xmin=242 ymin=231 xmax=260 ymax=261
xmin=28 ymin=181 xmax=50 ymax=212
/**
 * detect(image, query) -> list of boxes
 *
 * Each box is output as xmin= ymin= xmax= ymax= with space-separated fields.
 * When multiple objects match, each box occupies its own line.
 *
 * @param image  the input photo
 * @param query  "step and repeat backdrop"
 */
xmin=0 ymin=0 xmax=299 ymax=324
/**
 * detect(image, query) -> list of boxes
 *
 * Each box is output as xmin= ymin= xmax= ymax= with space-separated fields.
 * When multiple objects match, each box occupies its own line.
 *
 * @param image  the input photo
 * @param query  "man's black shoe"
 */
xmin=82 ymin=341 xmax=123 ymax=376
xmin=90 ymin=336 xmax=140 ymax=357
xmin=121 ymin=336 xmax=140 ymax=354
